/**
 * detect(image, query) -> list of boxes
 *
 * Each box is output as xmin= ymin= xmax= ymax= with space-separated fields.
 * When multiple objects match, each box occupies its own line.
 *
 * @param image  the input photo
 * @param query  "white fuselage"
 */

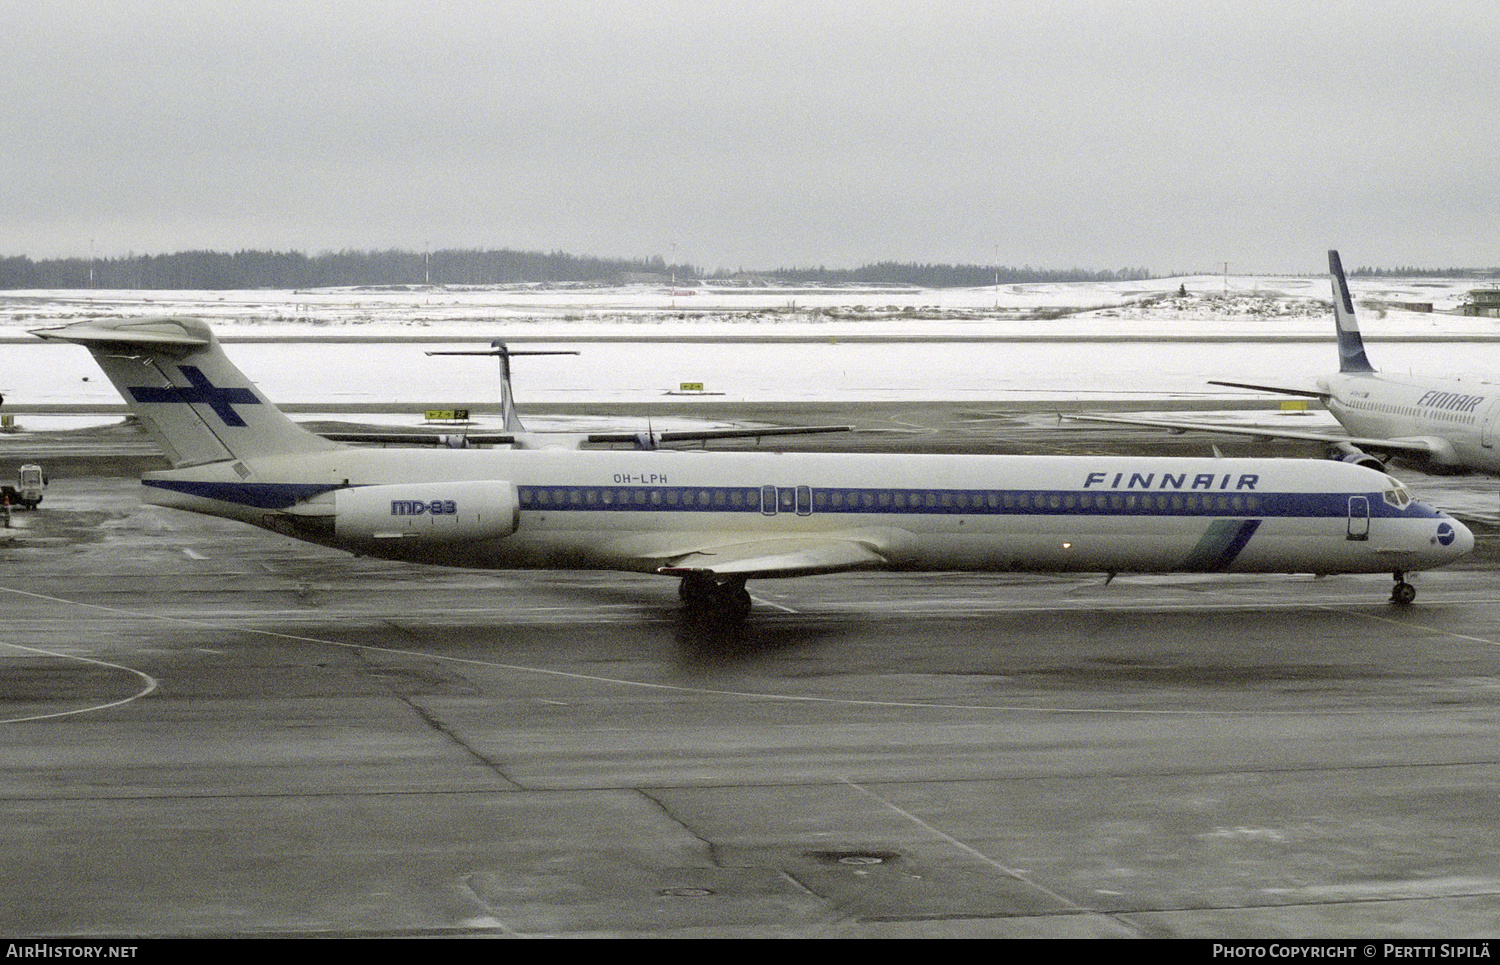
xmin=1323 ymin=371 xmax=1500 ymax=472
xmin=140 ymin=447 xmax=1471 ymax=579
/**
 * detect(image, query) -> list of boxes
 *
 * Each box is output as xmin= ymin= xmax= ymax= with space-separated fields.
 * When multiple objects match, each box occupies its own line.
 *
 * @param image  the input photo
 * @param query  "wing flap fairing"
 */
xmin=657 ymin=537 xmax=888 ymax=579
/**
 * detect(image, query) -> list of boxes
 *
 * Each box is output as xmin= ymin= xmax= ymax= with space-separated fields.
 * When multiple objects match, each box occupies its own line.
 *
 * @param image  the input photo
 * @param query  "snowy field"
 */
xmin=1 ymin=272 xmax=1498 ymax=338
xmin=4 ymin=274 xmax=1499 ymax=424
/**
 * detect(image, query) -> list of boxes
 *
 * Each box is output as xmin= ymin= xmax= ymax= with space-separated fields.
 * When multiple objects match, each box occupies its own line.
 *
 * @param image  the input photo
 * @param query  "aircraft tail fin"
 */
xmin=32 ymin=316 xmax=341 ymax=467
xmin=1328 ymin=249 xmax=1375 ymax=373
xmin=425 ymin=340 xmax=580 ymax=434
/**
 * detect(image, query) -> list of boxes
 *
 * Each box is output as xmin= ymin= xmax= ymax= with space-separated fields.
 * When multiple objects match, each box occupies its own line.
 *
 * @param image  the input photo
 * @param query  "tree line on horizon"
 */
xmin=1351 ymin=265 xmax=1500 ymax=278
xmin=4 ymin=247 xmax=1485 ymax=290
xmin=0 ymin=247 xmax=1154 ymax=290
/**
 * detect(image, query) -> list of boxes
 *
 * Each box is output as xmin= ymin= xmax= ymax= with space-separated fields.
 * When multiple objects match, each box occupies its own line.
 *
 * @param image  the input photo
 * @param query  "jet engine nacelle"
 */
xmin=1327 ymin=442 xmax=1386 ymax=472
xmin=1400 ymin=435 xmax=1463 ymax=470
xmin=333 ymin=480 xmax=520 ymax=542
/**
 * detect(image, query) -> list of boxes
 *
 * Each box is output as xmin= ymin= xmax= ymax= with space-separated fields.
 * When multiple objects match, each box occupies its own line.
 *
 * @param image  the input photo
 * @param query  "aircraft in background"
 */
xmin=1077 ymin=250 xmax=1500 ymax=475
xmin=33 ymin=316 xmax=1471 ymax=616
xmin=319 ymin=339 xmax=852 ymax=451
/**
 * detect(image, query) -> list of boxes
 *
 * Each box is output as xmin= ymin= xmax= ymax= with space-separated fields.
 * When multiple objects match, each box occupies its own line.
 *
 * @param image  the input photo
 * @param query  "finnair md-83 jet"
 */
xmin=34 ymin=316 xmax=1471 ymax=615
xmin=1080 ymin=250 xmax=1500 ymax=475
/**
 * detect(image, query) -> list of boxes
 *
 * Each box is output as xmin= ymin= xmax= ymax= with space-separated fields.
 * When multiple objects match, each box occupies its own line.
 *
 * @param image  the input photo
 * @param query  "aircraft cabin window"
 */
xmin=508 ymin=484 xmax=1298 ymax=517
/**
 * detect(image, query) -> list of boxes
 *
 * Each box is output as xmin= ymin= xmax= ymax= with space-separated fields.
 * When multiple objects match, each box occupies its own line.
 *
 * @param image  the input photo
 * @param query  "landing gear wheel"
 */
xmin=723 ymin=585 xmax=752 ymax=620
xmin=1390 ymin=570 xmax=1416 ymax=606
xmin=678 ymin=575 xmax=752 ymax=621
xmin=679 ymin=574 xmax=712 ymax=604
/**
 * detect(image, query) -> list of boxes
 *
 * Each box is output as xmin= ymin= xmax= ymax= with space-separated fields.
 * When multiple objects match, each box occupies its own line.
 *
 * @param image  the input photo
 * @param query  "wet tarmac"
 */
xmin=1 ymin=410 xmax=1498 ymax=938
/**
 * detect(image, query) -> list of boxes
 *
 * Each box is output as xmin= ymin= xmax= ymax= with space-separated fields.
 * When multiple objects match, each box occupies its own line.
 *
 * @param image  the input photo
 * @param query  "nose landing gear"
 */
xmin=1390 ymin=570 xmax=1416 ymax=606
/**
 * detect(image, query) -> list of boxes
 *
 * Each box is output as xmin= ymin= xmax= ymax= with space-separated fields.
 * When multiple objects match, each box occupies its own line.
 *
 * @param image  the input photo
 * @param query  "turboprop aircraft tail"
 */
xmin=32 ymin=316 xmax=340 ymax=467
xmin=1328 ymin=249 xmax=1375 ymax=374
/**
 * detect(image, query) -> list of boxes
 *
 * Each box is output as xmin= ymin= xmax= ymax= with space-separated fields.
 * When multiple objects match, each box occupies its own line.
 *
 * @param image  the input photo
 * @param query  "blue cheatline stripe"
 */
xmin=141 ymin=480 xmax=1434 ymax=522
xmin=1178 ymin=519 xmax=1262 ymax=571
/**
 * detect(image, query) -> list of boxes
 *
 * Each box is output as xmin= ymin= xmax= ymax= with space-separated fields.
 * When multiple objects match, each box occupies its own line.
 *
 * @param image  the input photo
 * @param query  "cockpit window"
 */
xmin=1382 ymin=486 xmax=1412 ymax=509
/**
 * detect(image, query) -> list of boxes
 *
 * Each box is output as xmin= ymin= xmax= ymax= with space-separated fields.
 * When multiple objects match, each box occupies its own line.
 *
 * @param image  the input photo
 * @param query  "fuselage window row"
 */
xmin=516 ymin=485 xmax=1401 ymax=518
xmin=1341 ymin=396 xmax=1477 ymax=426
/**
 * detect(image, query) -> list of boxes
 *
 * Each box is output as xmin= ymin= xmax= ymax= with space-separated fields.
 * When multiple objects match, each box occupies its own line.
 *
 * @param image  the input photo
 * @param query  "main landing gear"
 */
xmin=1391 ymin=570 xmax=1416 ymax=606
xmin=678 ymin=574 xmax=753 ymax=621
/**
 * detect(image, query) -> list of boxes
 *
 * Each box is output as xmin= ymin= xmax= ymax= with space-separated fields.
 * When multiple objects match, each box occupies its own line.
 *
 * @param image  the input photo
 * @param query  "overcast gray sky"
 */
xmin=3 ymin=0 xmax=1496 ymax=275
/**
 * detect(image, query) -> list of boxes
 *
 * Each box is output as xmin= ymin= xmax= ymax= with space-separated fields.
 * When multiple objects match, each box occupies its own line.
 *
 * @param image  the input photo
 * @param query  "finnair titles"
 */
xmin=1084 ymin=470 xmax=1260 ymax=491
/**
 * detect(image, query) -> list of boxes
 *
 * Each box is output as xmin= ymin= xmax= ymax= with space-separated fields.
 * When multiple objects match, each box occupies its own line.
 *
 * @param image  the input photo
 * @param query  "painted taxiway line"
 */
xmin=0 ymin=640 xmax=158 ymax=724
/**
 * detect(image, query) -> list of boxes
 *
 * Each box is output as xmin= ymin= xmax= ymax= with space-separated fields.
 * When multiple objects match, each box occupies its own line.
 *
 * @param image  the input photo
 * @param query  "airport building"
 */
xmin=1462 ymin=288 xmax=1500 ymax=317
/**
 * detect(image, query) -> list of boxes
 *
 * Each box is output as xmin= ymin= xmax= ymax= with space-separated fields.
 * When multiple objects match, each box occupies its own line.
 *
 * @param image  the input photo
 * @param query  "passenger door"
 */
xmin=1481 ymin=398 xmax=1500 ymax=448
xmin=1347 ymin=496 xmax=1370 ymax=541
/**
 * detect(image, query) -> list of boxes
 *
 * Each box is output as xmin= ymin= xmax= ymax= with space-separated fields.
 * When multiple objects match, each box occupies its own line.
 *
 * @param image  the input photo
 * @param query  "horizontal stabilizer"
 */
xmin=32 ymin=317 xmax=211 ymax=349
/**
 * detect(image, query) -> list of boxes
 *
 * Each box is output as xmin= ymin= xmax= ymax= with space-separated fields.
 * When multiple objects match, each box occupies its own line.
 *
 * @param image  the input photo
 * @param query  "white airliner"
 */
xmin=32 ymin=316 xmax=1472 ymax=615
xmin=1079 ymin=250 xmax=1500 ymax=474
xmin=319 ymin=340 xmax=852 ymax=451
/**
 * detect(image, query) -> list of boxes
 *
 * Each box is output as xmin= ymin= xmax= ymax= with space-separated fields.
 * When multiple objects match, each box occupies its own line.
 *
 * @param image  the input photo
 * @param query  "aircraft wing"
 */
xmin=657 ymin=536 xmax=888 ymax=579
xmin=319 ymin=431 xmax=519 ymax=446
xmin=1068 ymin=413 xmax=1445 ymax=459
xmin=1207 ymin=379 xmax=1327 ymax=399
xmin=319 ymin=424 xmax=852 ymax=450
xmin=585 ymin=425 xmax=853 ymax=448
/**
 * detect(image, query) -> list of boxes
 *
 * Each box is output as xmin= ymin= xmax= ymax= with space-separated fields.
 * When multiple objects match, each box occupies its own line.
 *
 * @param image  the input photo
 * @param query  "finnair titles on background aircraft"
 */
xmin=1081 ymin=250 xmax=1500 ymax=475
xmin=34 ymin=317 xmax=1471 ymax=615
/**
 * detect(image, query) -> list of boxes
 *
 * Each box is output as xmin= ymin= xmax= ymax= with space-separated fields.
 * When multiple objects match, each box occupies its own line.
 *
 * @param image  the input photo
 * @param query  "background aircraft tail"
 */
xmin=1329 ymin=249 xmax=1375 ymax=373
xmin=425 ymin=340 xmax=580 ymax=434
xmin=33 ymin=316 xmax=341 ymax=467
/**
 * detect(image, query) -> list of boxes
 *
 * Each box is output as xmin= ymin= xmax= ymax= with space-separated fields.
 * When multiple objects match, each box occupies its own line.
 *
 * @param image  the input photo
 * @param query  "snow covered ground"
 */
xmin=4 ymin=275 xmax=1498 ymax=425
xmin=2 ymin=272 xmax=1497 ymax=340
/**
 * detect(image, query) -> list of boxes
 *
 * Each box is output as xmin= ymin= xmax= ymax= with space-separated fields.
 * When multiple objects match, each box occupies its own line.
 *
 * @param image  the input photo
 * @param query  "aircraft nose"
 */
xmin=1434 ymin=515 xmax=1474 ymax=562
